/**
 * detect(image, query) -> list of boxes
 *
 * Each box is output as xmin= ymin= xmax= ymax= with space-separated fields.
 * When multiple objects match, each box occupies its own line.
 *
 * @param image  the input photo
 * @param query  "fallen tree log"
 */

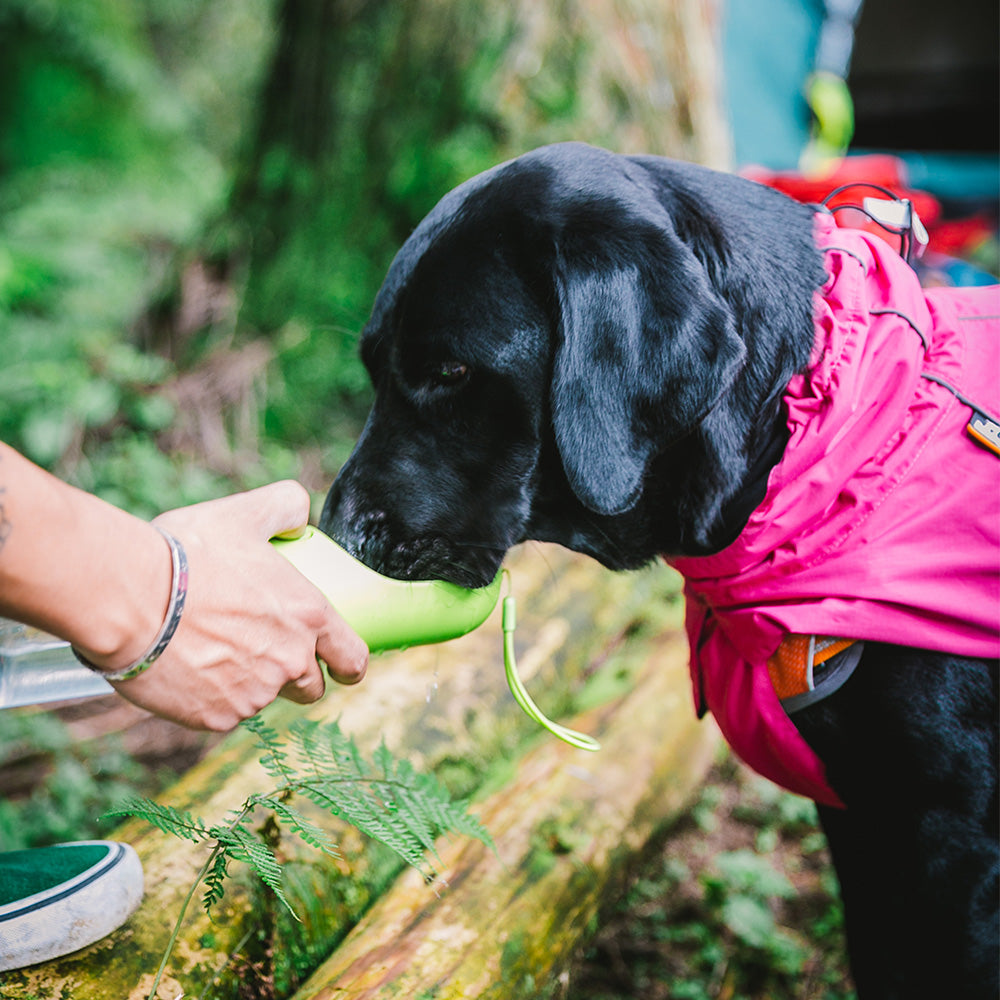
xmin=291 ymin=629 xmax=718 ymax=1000
xmin=6 ymin=546 xmax=718 ymax=999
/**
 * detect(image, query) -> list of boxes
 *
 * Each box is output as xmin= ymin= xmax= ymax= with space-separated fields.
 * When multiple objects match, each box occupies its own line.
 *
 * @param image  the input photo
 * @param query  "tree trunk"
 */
xmin=227 ymin=0 xmax=350 ymax=308
xmin=136 ymin=0 xmax=730 ymax=472
xmin=206 ymin=0 xmax=730 ymax=379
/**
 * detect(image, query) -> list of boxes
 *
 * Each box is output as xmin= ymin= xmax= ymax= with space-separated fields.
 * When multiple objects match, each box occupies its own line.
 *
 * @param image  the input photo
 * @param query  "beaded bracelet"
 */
xmin=73 ymin=525 xmax=189 ymax=683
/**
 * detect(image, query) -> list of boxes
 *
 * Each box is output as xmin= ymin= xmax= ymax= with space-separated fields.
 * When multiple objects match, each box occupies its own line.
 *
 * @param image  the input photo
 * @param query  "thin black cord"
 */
xmin=820 ymin=182 xmax=922 ymax=264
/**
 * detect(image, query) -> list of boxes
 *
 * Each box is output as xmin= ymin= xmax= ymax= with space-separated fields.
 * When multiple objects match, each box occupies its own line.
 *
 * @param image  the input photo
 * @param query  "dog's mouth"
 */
xmin=375 ymin=536 xmax=504 ymax=590
xmin=323 ymin=513 xmax=504 ymax=590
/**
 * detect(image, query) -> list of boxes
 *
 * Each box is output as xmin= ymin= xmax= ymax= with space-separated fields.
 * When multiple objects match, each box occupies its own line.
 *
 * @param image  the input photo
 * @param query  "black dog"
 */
xmin=321 ymin=142 xmax=999 ymax=998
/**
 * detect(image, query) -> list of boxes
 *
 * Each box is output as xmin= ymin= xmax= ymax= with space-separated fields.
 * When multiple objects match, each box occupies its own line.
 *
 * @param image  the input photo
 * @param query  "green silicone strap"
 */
xmin=501 ymin=575 xmax=600 ymax=752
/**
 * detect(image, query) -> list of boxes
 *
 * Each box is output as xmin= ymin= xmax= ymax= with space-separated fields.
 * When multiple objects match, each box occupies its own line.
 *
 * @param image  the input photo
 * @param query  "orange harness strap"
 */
xmin=768 ymin=635 xmax=857 ymax=702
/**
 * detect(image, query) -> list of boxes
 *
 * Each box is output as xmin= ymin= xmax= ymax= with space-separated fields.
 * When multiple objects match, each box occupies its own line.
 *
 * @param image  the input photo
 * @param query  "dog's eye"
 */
xmin=429 ymin=361 xmax=470 ymax=386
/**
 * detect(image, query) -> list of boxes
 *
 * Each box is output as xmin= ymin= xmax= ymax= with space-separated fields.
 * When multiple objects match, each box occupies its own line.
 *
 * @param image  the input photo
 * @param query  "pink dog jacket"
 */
xmin=670 ymin=212 xmax=1000 ymax=807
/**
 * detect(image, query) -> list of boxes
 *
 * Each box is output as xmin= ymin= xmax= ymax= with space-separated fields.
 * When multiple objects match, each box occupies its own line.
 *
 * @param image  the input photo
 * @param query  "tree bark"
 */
xmin=291 ymin=630 xmax=717 ymax=1000
xmin=228 ymin=0 xmax=348 ymax=261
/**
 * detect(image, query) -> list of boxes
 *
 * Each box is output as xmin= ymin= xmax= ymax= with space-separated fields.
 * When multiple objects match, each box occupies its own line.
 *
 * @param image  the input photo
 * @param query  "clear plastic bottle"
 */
xmin=0 ymin=618 xmax=112 ymax=708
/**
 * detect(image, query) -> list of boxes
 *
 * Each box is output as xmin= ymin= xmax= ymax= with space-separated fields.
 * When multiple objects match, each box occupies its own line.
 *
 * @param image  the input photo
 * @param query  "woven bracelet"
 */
xmin=73 ymin=525 xmax=189 ymax=683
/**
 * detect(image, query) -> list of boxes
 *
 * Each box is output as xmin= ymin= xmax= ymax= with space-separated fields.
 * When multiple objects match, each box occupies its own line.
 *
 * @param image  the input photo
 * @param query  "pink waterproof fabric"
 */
xmin=670 ymin=212 xmax=1000 ymax=807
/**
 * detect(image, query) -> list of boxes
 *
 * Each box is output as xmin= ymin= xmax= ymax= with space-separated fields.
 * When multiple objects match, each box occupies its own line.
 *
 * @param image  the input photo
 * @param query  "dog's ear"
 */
xmin=551 ymin=229 xmax=746 ymax=515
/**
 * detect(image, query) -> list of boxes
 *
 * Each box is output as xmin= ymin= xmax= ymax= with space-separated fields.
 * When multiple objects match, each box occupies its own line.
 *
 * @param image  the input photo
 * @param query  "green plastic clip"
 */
xmin=501 ymin=571 xmax=600 ymax=752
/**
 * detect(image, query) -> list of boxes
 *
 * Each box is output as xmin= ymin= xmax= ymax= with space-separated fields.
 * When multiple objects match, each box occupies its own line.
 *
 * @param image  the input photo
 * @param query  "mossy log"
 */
xmin=292 ymin=628 xmax=717 ymax=1000
xmin=5 ymin=546 xmax=718 ymax=999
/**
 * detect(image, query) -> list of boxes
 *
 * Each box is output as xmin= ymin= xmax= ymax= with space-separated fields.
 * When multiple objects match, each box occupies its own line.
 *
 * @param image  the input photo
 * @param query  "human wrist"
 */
xmin=66 ymin=513 xmax=177 ymax=672
xmin=73 ymin=526 xmax=188 ymax=681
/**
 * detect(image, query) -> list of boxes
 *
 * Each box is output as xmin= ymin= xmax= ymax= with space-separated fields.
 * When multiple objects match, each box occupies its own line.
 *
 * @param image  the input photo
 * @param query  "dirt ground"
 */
xmin=567 ymin=756 xmax=857 ymax=1000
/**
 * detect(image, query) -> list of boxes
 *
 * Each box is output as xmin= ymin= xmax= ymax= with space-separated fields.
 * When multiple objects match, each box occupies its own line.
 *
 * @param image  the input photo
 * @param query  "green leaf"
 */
xmin=711 ymin=849 xmax=796 ymax=900
xmin=202 ymin=850 xmax=231 ymax=912
xmin=721 ymin=894 xmax=776 ymax=950
xmin=105 ymin=797 xmax=209 ymax=842
xmin=22 ymin=408 xmax=73 ymax=465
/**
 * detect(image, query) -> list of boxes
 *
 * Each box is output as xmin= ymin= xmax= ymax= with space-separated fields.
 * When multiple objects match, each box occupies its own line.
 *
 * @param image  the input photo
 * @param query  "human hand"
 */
xmin=105 ymin=481 xmax=368 ymax=730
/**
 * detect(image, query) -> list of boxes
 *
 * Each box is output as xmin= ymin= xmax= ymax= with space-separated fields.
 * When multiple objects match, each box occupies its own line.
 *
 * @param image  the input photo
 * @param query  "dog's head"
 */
xmin=321 ymin=143 xmax=823 ymax=587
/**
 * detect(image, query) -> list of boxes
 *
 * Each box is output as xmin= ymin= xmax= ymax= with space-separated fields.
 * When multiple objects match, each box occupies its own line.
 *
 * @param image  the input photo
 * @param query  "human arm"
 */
xmin=0 ymin=443 xmax=368 ymax=729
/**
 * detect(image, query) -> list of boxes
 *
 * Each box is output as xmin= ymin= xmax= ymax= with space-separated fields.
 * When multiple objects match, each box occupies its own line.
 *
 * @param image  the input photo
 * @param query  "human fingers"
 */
xmin=316 ymin=609 xmax=369 ymax=687
xmin=156 ymin=480 xmax=311 ymax=544
xmin=245 ymin=479 xmax=313 ymax=540
xmin=277 ymin=606 xmax=367 ymax=705
xmin=278 ymin=653 xmax=328 ymax=705
xmin=140 ymin=482 xmax=366 ymax=725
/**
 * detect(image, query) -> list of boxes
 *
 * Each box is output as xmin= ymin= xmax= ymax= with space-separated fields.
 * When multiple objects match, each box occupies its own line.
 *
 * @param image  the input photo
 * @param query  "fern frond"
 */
xmin=373 ymin=758 xmax=440 ymax=861
xmin=301 ymin=777 xmax=425 ymax=863
xmin=212 ymin=823 xmax=297 ymax=917
xmin=433 ymin=797 xmax=494 ymax=849
xmin=242 ymin=714 xmax=295 ymax=784
xmin=373 ymin=753 xmax=494 ymax=859
xmin=281 ymin=742 xmax=490 ymax=873
xmin=373 ymin=740 xmax=397 ymax=780
xmin=284 ymin=718 xmax=329 ymax=781
xmin=201 ymin=848 xmax=231 ymax=912
xmin=255 ymin=794 xmax=341 ymax=860
xmin=106 ymin=797 xmax=210 ymax=843
xmin=397 ymin=767 xmax=495 ymax=849
xmin=119 ymin=710 xmax=494 ymax=984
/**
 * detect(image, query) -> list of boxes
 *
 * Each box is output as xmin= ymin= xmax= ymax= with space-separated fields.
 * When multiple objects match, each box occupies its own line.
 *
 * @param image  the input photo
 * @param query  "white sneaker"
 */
xmin=0 ymin=840 xmax=143 ymax=970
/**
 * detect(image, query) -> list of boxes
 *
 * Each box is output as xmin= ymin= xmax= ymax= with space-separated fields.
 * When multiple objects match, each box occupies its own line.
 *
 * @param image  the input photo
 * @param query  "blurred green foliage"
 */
xmin=575 ymin=760 xmax=855 ymax=999
xmin=0 ymin=0 xmax=273 ymax=513
xmin=1 ymin=0 xmax=698 ymax=515
xmin=0 ymin=708 xmax=168 ymax=849
xmin=0 ymin=0 xmax=603 ymax=514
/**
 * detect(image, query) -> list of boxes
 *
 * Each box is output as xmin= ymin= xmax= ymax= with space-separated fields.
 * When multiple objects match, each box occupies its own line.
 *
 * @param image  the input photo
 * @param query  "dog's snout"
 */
xmin=319 ymin=474 xmax=367 ymax=559
xmin=319 ymin=456 xmax=505 ymax=588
